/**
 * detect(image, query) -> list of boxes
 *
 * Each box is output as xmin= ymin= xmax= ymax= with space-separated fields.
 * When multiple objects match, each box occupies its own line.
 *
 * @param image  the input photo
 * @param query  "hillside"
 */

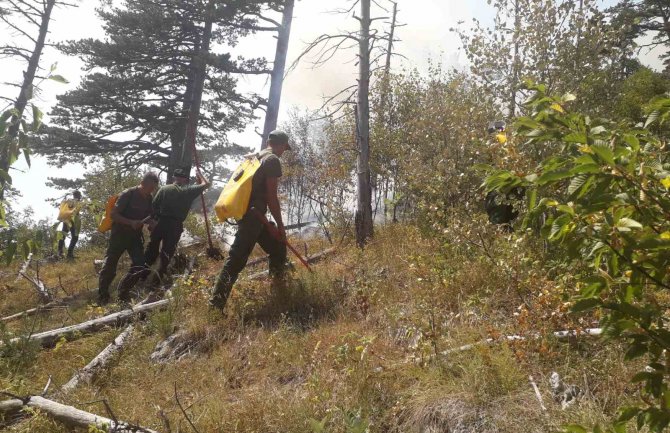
xmin=0 ymin=224 xmax=637 ymax=432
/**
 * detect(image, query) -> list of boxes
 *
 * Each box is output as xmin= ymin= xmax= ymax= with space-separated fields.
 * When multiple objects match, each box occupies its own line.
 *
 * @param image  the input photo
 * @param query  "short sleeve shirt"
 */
xmin=248 ymin=148 xmax=282 ymax=213
xmin=112 ymin=186 xmax=153 ymax=234
xmin=153 ymin=183 xmax=207 ymax=222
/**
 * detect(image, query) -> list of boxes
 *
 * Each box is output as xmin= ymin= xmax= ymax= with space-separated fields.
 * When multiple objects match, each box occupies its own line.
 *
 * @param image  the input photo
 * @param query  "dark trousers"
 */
xmin=98 ymin=231 xmax=146 ymax=301
xmin=144 ymin=218 xmax=183 ymax=279
xmin=57 ymin=222 xmax=78 ymax=257
xmin=212 ymin=212 xmax=287 ymax=304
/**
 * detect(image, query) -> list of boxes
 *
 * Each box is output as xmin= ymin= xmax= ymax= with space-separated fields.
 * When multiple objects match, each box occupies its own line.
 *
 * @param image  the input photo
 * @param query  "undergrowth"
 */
xmin=0 ymin=223 xmax=642 ymax=432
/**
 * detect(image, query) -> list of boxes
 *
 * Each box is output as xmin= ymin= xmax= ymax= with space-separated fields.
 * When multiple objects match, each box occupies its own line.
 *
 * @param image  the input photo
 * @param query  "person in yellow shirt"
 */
xmin=57 ymin=190 xmax=83 ymax=259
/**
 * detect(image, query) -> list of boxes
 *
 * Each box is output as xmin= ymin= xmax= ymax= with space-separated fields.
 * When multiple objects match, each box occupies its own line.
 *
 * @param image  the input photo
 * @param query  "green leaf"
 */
xmin=590 ymin=126 xmax=607 ymax=135
xmin=645 ymin=110 xmax=660 ymax=128
xmin=619 ymin=406 xmax=642 ymax=422
xmin=624 ymin=134 xmax=640 ymax=151
xmin=616 ymin=218 xmax=643 ymax=231
xmin=625 ymin=342 xmax=648 ymax=360
xmin=569 ymin=164 xmax=600 ymax=175
xmin=572 ymin=298 xmax=601 ymax=313
xmin=557 ymin=204 xmax=575 ymax=216
xmin=568 ymin=174 xmax=588 ymax=195
xmin=538 ymin=170 xmax=572 ymax=184
xmin=563 ymin=132 xmax=587 ymax=144
xmin=592 ymin=145 xmax=615 ymax=166
xmin=31 ymin=104 xmax=43 ymax=132
xmin=49 ymin=74 xmax=69 ymax=84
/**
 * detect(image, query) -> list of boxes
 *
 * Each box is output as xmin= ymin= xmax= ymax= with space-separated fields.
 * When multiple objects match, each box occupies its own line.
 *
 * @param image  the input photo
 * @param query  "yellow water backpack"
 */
xmin=214 ymin=155 xmax=261 ymax=222
xmin=57 ymin=199 xmax=79 ymax=224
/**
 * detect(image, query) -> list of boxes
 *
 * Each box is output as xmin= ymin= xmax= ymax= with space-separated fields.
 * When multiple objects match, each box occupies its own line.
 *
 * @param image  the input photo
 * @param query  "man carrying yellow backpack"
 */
xmin=57 ymin=190 xmax=83 ymax=260
xmin=209 ymin=130 xmax=291 ymax=310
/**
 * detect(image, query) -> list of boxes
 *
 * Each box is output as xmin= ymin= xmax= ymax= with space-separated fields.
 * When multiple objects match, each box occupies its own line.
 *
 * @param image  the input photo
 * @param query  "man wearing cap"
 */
xmin=144 ymin=168 xmax=211 ymax=282
xmin=98 ymin=172 xmax=160 ymax=305
xmin=209 ymin=130 xmax=291 ymax=310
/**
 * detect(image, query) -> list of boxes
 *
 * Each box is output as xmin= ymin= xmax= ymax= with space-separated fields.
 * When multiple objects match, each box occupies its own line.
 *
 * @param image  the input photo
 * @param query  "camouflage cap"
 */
xmin=173 ymin=167 xmax=190 ymax=178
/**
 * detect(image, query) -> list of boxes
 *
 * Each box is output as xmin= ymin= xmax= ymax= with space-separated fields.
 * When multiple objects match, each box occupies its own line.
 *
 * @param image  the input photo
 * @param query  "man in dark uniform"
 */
xmin=98 ymin=172 xmax=160 ymax=305
xmin=209 ymin=130 xmax=291 ymax=310
xmin=144 ymin=168 xmax=211 ymax=281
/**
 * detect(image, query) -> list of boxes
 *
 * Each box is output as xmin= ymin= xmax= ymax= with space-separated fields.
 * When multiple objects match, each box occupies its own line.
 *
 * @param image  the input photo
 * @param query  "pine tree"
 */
xmin=40 ymin=0 xmax=280 ymax=174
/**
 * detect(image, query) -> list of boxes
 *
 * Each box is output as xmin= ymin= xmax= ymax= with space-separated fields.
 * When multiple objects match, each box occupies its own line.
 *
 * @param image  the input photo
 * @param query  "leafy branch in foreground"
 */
xmin=485 ymin=83 xmax=670 ymax=432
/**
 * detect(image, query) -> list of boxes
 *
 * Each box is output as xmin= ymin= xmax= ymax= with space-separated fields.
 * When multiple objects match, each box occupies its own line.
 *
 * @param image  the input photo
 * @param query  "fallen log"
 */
xmin=60 ymin=261 xmax=197 ymax=392
xmin=246 ymin=247 xmax=336 ymax=281
xmin=0 ymin=395 xmax=158 ymax=433
xmin=60 ymin=325 xmax=135 ymax=394
xmin=7 ymin=299 xmax=170 ymax=348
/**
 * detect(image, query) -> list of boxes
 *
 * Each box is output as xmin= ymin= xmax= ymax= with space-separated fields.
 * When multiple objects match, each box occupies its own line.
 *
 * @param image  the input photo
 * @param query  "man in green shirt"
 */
xmin=209 ymin=130 xmax=290 ymax=310
xmin=98 ymin=172 xmax=159 ymax=305
xmin=145 ymin=168 xmax=211 ymax=280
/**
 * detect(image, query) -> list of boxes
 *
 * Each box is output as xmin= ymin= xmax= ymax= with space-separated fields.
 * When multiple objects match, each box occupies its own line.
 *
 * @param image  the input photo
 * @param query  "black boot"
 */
xmin=66 ymin=236 xmax=78 ymax=259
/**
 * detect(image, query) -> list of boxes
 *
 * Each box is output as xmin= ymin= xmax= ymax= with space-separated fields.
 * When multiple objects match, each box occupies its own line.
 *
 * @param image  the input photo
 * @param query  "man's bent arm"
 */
xmin=266 ymin=176 xmax=284 ymax=238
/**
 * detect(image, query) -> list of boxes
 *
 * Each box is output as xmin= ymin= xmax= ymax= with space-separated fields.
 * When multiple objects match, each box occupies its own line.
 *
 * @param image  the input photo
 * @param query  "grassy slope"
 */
xmin=0 ymin=225 xmax=640 ymax=432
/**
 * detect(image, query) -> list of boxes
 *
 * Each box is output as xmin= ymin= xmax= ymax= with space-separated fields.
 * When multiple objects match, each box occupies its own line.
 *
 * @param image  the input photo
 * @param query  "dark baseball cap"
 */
xmin=173 ymin=167 xmax=190 ymax=178
xmin=268 ymin=130 xmax=291 ymax=149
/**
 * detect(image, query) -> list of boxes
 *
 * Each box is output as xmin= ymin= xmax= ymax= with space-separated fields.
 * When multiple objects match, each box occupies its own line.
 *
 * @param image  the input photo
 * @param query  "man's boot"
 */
xmin=209 ymin=278 xmax=233 ymax=311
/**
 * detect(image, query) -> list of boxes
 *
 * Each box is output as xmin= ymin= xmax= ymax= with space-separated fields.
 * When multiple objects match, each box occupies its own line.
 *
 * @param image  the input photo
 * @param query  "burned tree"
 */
xmin=287 ymin=0 xmax=401 ymax=247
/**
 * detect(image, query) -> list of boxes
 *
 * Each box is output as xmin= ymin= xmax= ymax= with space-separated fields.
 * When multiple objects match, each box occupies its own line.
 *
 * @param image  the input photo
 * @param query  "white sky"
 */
xmin=2 ymin=0 xmax=664 ymax=221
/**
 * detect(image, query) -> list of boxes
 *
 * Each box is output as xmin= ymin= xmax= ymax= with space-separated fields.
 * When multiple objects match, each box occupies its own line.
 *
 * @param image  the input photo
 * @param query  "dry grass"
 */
xmin=0 ymin=224 xmax=642 ymax=432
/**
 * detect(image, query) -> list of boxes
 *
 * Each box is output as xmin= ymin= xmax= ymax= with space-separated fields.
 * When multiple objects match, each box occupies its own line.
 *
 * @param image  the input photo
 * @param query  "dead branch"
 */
xmin=60 ymin=325 xmax=135 ymax=394
xmin=19 ymin=270 xmax=52 ymax=303
xmin=0 ymin=395 xmax=158 ymax=433
xmin=174 ymin=383 xmax=201 ymax=433
xmin=5 ymin=299 xmax=170 ymax=348
xmin=14 ymin=253 xmax=32 ymax=283
xmin=246 ymin=247 xmax=336 ymax=280
xmin=529 ymin=375 xmax=547 ymax=413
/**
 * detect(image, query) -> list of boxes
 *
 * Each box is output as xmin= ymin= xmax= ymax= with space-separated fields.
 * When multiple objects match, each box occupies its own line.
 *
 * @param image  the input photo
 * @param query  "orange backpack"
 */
xmin=97 ymin=195 xmax=118 ymax=233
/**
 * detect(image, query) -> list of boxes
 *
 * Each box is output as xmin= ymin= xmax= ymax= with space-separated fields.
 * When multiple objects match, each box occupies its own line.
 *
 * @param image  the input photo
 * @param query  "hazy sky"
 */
xmin=1 ymin=0 xmax=664 ymax=221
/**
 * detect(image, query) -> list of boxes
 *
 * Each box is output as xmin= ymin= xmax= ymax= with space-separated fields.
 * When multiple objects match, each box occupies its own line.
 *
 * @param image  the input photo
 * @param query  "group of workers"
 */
xmin=56 ymin=123 xmax=521 ymax=309
xmin=57 ymin=130 xmax=292 ymax=311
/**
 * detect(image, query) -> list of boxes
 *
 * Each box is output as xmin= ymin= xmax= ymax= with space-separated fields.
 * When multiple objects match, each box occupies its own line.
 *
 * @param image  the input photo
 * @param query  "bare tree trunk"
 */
xmin=175 ymin=0 xmax=214 ymax=177
xmin=260 ymin=0 xmax=295 ymax=149
xmin=378 ymin=1 xmax=397 ymax=118
xmin=0 ymin=0 xmax=56 ymax=200
xmin=508 ymin=0 xmax=521 ymax=119
xmin=355 ymin=0 xmax=373 ymax=248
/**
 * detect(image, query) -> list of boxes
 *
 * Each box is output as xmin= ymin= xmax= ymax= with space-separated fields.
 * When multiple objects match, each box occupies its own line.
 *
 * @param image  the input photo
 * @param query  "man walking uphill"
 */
xmin=57 ymin=190 xmax=83 ymax=259
xmin=209 ymin=130 xmax=291 ymax=310
xmin=98 ymin=172 xmax=159 ymax=305
xmin=144 ymin=168 xmax=211 ymax=282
